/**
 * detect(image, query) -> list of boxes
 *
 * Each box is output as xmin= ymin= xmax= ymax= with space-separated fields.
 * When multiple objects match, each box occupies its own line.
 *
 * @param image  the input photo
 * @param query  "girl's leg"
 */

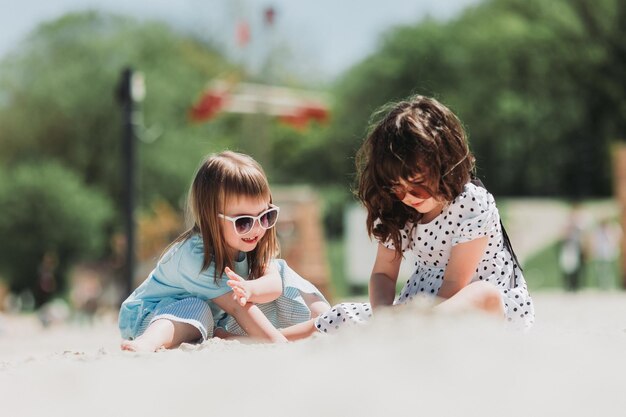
xmin=213 ymin=327 xmax=254 ymax=342
xmin=301 ymin=292 xmax=331 ymax=317
xmin=279 ymin=318 xmax=319 ymax=341
xmin=214 ymin=319 xmax=319 ymax=342
xmin=435 ymin=281 xmax=504 ymax=317
xmin=216 ymin=293 xmax=330 ymax=342
xmin=121 ymin=319 xmax=201 ymax=352
xmin=273 ymin=292 xmax=331 ymax=341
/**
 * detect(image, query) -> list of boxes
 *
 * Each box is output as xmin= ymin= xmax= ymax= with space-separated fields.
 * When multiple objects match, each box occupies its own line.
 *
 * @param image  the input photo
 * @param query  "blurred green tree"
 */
xmin=0 ymin=162 xmax=113 ymax=306
xmin=0 ymin=11 xmax=238 ymax=218
xmin=314 ymin=0 xmax=625 ymax=197
xmin=0 ymin=11 xmax=244 ymax=298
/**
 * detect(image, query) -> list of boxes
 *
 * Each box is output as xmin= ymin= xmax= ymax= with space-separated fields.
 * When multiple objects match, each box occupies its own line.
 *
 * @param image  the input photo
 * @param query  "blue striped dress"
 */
xmin=118 ymin=234 xmax=326 ymax=341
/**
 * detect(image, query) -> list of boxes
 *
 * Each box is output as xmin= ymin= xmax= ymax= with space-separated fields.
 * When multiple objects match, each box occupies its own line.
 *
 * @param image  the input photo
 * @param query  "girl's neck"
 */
xmin=224 ymin=247 xmax=246 ymax=263
xmin=419 ymin=201 xmax=446 ymax=224
xmin=234 ymin=250 xmax=246 ymax=262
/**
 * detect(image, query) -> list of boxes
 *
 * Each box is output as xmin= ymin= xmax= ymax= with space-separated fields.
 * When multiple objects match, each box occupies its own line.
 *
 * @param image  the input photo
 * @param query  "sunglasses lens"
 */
xmin=390 ymin=183 xmax=431 ymax=200
xmin=260 ymin=209 xmax=279 ymax=228
xmin=409 ymin=184 xmax=431 ymax=199
xmin=234 ymin=217 xmax=254 ymax=235
xmin=392 ymin=187 xmax=406 ymax=200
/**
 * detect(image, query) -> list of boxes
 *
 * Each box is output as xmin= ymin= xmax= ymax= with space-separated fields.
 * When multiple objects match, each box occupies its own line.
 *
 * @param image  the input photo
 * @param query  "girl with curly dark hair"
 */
xmin=315 ymin=96 xmax=534 ymax=333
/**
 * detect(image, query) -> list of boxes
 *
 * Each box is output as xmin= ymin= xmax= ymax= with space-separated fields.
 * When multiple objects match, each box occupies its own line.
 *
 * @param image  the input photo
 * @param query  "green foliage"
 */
xmin=317 ymin=185 xmax=356 ymax=238
xmin=310 ymin=0 xmax=625 ymax=198
xmin=325 ymin=238 xmax=349 ymax=300
xmin=269 ymin=122 xmax=342 ymax=183
xmin=0 ymin=162 xmax=113 ymax=301
xmin=0 ymin=11 xmax=237 ymax=215
xmin=523 ymin=240 xmax=622 ymax=290
xmin=0 ymin=11 xmax=242 ymax=296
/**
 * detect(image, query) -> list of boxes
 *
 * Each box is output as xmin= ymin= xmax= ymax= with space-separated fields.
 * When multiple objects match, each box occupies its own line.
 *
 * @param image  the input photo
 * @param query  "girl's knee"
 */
xmin=464 ymin=281 xmax=504 ymax=315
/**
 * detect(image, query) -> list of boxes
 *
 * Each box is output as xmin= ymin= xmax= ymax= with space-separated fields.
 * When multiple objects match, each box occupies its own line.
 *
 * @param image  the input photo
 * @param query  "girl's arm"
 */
xmin=212 ymin=291 xmax=287 ymax=343
xmin=437 ymin=236 xmax=489 ymax=299
xmin=216 ymin=284 xmax=331 ymax=342
xmin=369 ymin=243 xmax=402 ymax=309
xmin=225 ymin=262 xmax=282 ymax=306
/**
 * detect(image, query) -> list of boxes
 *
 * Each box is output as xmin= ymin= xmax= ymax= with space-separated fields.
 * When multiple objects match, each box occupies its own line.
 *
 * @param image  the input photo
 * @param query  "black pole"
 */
xmin=117 ymin=67 xmax=136 ymax=299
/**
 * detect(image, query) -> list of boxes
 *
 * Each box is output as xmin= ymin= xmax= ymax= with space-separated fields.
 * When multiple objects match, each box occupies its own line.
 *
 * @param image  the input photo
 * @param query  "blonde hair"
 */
xmin=173 ymin=151 xmax=279 ymax=281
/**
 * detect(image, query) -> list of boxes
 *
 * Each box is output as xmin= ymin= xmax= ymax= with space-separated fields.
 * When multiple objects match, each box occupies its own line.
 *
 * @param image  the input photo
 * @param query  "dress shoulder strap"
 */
xmin=470 ymin=177 xmax=522 ymax=286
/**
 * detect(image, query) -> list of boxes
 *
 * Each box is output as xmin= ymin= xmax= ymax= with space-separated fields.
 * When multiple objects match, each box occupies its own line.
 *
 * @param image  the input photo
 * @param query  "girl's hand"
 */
xmin=226 ymin=267 xmax=252 ymax=306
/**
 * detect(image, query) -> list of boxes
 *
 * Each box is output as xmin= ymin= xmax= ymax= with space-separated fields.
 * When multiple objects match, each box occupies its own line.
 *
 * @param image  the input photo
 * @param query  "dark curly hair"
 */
xmin=355 ymin=95 xmax=476 ymax=257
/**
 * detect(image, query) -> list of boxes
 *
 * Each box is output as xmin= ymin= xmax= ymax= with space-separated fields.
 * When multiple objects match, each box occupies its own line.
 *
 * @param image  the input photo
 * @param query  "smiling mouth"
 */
xmin=242 ymin=236 xmax=259 ymax=244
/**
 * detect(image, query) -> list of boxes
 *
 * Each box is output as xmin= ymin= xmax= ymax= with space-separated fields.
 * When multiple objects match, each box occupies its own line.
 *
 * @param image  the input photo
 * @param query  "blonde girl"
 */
xmin=119 ymin=151 xmax=329 ymax=351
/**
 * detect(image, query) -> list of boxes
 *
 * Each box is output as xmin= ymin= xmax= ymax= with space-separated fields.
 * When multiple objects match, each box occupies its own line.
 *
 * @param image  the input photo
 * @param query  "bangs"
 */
xmin=221 ymin=166 xmax=271 ymax=203
xmin=207 ymin=152 xmax=272 ymax=207
xmin=373 ymin=136 xmax=437 ymax=187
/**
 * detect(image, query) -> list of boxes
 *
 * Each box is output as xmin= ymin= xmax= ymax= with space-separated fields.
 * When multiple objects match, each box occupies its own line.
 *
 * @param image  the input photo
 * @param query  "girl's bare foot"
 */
xmin=213 ymin=327 xmax=233 ymax=339
xmin=121 ymin=319 xmax=203 ymax=352
xmin=120 ymin=337 xmax=162 ymax=352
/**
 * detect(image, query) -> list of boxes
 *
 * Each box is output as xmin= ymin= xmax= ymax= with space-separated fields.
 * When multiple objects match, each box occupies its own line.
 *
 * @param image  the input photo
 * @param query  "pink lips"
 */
xmin=242 ymin=236 xmax=259 ymax=244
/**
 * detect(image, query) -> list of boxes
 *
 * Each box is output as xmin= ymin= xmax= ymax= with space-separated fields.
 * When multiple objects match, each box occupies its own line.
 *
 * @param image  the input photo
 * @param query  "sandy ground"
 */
xmin=1 ymin=291 xmax=625 ymax=417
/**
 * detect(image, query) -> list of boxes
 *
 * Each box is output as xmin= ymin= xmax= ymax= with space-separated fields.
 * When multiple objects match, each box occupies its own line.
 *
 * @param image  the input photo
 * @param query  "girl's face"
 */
xmin=393 ymin=175 xmax=444 ymax=221
xmin=220 ymin=195 xmax=273 ymax=256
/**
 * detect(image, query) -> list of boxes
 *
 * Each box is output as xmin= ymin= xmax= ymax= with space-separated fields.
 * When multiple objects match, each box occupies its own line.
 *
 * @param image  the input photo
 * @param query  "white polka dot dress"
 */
xmin=315 ymin=302 xmax=373 ymax=334
xmin=315 ymin=182 xmax=535 ymax=333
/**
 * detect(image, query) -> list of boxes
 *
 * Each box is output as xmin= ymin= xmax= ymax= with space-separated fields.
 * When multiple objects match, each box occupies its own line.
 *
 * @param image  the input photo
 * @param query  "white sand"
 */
xmin=1 ymin=291 xmax=625 ymax=417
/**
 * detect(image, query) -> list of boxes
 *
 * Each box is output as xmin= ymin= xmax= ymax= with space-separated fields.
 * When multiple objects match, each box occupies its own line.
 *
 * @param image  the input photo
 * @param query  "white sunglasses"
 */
xmin=218 ymin=205 xmax=280 ymax=235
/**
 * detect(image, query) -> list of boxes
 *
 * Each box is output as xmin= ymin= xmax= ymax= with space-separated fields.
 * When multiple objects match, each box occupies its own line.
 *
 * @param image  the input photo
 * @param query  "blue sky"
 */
xmin=0 ymin=0 xmax=481 ymax=80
